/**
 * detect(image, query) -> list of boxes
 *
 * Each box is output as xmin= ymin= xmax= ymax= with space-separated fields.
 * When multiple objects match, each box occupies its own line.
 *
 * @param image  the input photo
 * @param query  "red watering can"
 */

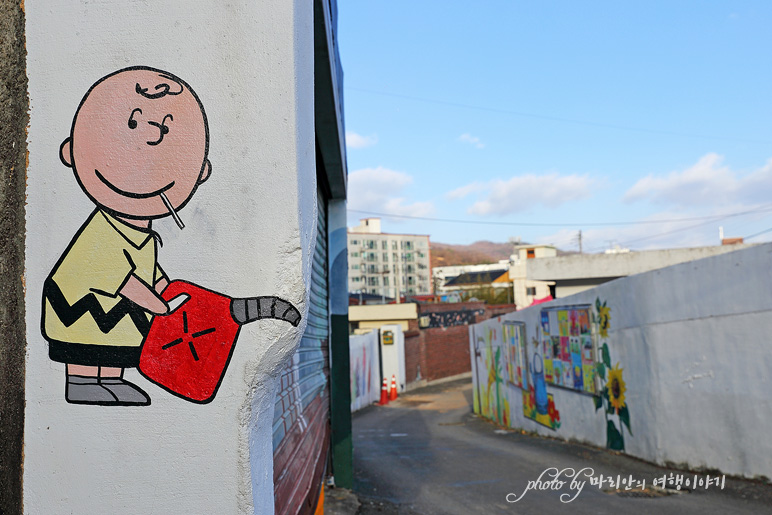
xmin=138 ymin=280 xmax=301 ymax=403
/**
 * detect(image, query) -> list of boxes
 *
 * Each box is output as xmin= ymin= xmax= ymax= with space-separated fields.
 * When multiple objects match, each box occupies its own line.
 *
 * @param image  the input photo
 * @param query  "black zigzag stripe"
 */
xmin=44 ymin=278 xmax=151 ymax=336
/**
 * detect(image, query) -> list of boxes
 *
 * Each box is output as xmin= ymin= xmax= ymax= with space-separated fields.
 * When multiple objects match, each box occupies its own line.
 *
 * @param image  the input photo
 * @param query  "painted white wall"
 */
xmin=528 ymin=244 xmax=756 ymax=281
xmin=380 ymin=324 xmax=406 ymax=393
xmin=470 ymin=243 xmax=772 ymax=479
xmin=24 ymin=2 xmax=314 ymax=514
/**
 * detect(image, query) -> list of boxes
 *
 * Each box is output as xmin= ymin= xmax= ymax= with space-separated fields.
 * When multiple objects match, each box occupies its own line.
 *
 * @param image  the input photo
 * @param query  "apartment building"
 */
xmin=348 ymin=218 xmax=432 ymax=297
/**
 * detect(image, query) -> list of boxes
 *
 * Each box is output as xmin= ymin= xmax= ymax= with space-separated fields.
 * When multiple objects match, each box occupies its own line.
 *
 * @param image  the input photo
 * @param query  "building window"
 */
xmin=527 ymin=248 xmax=535 ymax=259
xmin=383 ymin=253 xmax=389 ymax=262
xmin=352 ymin=277 xmax=360 ymax=283
xmin=350 ymin=252 xmax=359 ymax=258
xmin=352 ymin=264 xmax=359 ymax=270
xmin=526 ymin=286 xmax=536 ymax=296
xmin=383 ymin=277 xmax=389 ymax=286
xmin=350 ymin=239 xmax=358 ymax=246
xmin=382 ymin=241 xmax=388 ymax=250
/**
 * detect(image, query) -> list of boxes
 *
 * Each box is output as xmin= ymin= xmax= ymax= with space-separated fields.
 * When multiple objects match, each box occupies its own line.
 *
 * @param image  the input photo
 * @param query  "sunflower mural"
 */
xmin=592 ymin=298 xmax=632 ymax=451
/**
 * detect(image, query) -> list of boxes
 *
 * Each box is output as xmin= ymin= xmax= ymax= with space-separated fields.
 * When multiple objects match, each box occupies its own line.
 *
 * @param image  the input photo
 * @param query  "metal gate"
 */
xmin=273 ymin=188 xmax=330 ymax=514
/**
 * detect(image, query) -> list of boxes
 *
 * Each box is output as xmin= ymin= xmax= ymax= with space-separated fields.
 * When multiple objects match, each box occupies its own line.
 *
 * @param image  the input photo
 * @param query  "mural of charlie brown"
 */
xmin=42 ymin=67 xmax=213 ymax=406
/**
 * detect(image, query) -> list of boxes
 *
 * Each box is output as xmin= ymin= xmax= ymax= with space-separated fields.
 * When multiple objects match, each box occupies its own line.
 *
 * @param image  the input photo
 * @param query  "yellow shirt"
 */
xmin=43 ymin=210 xmax=164 ymax=348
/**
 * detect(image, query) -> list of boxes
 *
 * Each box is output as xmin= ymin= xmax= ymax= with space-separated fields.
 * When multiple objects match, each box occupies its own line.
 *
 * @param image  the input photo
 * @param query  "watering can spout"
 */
xmin=230 ymin=296 xmax=301 ymax=327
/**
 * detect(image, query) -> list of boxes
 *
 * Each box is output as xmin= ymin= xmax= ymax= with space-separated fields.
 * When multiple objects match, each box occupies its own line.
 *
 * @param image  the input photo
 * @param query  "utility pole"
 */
xmin=578 ymin=230 xmax=583 ymax=254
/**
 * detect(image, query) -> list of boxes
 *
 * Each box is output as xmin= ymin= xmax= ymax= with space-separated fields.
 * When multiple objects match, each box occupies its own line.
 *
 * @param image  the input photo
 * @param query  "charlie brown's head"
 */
xmin=61 ymin=66 xmax=211 ymax=221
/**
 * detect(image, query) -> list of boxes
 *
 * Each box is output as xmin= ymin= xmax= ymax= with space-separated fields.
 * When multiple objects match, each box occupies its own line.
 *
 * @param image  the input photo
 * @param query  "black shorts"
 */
xmin=48 ymin=340 xmax=142 ymax=368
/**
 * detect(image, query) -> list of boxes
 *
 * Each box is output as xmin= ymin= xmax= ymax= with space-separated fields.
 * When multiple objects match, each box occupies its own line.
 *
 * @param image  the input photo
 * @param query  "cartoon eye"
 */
xmin=160 ymin=114 xmax=173 ymax=133
xmin=128 ymin=108 xmax=142 ymax=129
xmin=146 ymin=114 xmax=174 ymax=146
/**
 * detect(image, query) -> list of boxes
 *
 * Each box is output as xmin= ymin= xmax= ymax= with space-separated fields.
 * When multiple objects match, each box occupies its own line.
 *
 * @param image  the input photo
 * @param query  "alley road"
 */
xmin=352 ymin=378 xmax=772 ymax=515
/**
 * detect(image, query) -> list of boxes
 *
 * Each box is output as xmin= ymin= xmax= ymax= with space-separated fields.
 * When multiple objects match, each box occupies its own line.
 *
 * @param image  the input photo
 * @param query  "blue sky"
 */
xmin=338 ymin=1 xmax=772 ymax=251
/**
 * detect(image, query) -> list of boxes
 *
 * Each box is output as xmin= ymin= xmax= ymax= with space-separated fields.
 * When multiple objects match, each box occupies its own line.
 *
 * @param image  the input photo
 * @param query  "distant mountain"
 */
xmin=430 ymin=241 xmax=513 ymax=268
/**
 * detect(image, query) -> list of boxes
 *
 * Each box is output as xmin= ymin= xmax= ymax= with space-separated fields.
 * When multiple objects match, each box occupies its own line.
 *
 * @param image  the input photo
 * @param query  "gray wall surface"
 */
xmin=0 ymin=1 xmax=27 ymax=513
xmin=472 ymin=243 xmax=772 ymax=479
xmin=528 ymin=244 xmax=755 ymax=281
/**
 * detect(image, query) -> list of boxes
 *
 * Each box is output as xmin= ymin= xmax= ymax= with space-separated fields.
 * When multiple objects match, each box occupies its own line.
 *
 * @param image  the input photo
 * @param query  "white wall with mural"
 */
xmin=470 ymin=243 xmax=772 ymax=480
xmin=24 ymin=2 xmax=314 ymax=514
xmin=350 ymin=331 xmax=381 ymax=412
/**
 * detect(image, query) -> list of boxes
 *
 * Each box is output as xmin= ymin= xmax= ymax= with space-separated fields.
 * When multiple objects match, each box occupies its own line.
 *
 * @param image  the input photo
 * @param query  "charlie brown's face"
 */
xmin=61 ymin=67 xmax=211 ymax=220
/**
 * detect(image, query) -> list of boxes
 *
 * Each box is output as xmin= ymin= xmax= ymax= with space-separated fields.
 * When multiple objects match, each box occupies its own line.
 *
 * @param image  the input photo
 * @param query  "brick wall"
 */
xmin=421 ymin=325 xmax=473 ymax=381
xmin=403 ymin=319 xmax=424 ymax=384
xmin=404 ymin=303 xmax=517 ymax=385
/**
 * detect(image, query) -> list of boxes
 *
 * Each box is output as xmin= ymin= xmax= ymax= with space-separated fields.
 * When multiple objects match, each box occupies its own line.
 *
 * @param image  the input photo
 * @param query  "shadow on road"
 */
xmin=347 ymin=377 xmax=772 ymax=515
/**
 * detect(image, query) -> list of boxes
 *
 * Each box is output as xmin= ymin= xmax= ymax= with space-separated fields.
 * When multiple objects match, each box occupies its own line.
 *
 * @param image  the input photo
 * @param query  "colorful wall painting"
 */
xmin=471 ymin=325 xmax=510 ymax=427
xmin=539 ymin=305 xmax=597 ymax=395
xmin=591 ymin=298 xmax=631 ymax=451
xmin=350 ymin=331 xmax=380 ymax=412
xmin=40 ymin=67 xmax=301 ymax=406
xmin=522 ymin=350 xmax=561 ymax=429
xmin=503 ymin=322 xmax=526 ymax=388
xmin=522 ymin=390 xmax=560 ymax=430
xmin=419 ymin=309 xmax=484 ymax=329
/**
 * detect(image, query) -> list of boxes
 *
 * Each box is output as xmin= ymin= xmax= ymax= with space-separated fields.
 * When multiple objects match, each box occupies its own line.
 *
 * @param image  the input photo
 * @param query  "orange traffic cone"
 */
xmin=379 ymin=377 xmax=389 ymax=405
xmin=389 ymin=374 xmax=398 ymax=401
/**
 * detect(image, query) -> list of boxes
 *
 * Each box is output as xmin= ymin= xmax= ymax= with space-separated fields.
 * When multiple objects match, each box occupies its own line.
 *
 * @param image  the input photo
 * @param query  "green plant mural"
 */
xmin=591 ymin=298 xmax=631 ymax=451
xmin=476 ymin=327 xmax=510 ymax=427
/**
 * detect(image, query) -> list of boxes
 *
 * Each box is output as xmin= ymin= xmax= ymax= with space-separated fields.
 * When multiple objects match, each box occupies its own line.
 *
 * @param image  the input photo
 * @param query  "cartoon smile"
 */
xmin=95 ymin=169 xmax=175 ymax=199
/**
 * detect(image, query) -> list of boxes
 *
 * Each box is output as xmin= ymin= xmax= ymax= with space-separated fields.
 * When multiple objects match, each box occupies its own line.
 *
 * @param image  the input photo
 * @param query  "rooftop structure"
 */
xmin=432 ymin=261 xmax=510 ymax=294
xmin=528 ymin=243 xmax=758 ymax=298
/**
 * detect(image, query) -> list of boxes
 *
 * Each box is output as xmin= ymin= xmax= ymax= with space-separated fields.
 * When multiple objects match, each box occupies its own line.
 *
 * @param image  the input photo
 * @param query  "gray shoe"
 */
xmin=66 ymin=375 xmax=117 ymax=405
xmin=100 ymin=378 xmax=151 ymax=406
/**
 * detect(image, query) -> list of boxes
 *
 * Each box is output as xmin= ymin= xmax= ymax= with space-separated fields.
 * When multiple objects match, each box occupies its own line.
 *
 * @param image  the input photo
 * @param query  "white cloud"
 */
xmin=348 ymin=167 xmax=434 ymax=218
xmin=460 ymin=172 xmax=594 ymax=216
xmin=346 ymin=131 xmax=378 ymax=149
xmin=624 ymin=153 xmax=772 ymax=207
xmin=445 ymin=182 xmax=486 ymax=200
xmin=535 ymin=203 xmax=771 ymax=252
xmin=458 ymin=133 xmax=485 ymax=149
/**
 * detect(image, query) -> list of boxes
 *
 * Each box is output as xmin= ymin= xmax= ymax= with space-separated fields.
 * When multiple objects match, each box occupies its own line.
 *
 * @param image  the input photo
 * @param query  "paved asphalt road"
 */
xmin=350 ymin=378 xmax=772 ymax=515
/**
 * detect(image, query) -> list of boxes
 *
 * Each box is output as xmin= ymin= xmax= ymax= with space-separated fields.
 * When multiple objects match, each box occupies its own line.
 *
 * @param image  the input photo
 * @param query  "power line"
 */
xmin=584 ymin=217 xmax=725 ymax=253
xmin=585 ymin=204 xmax=772 ymax=252
xmin=348 ymin=87 xmax=772 ymax=145
xmin=744 ymin=227 xmax=772 ymax=241
xmin=348 ymin=206 xmax=772 ymax=228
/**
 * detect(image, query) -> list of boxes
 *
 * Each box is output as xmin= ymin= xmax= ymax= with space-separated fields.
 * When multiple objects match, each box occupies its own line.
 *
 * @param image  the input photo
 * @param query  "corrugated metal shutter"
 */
xmin=273 ymin=187 xmax=330 ymax=515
